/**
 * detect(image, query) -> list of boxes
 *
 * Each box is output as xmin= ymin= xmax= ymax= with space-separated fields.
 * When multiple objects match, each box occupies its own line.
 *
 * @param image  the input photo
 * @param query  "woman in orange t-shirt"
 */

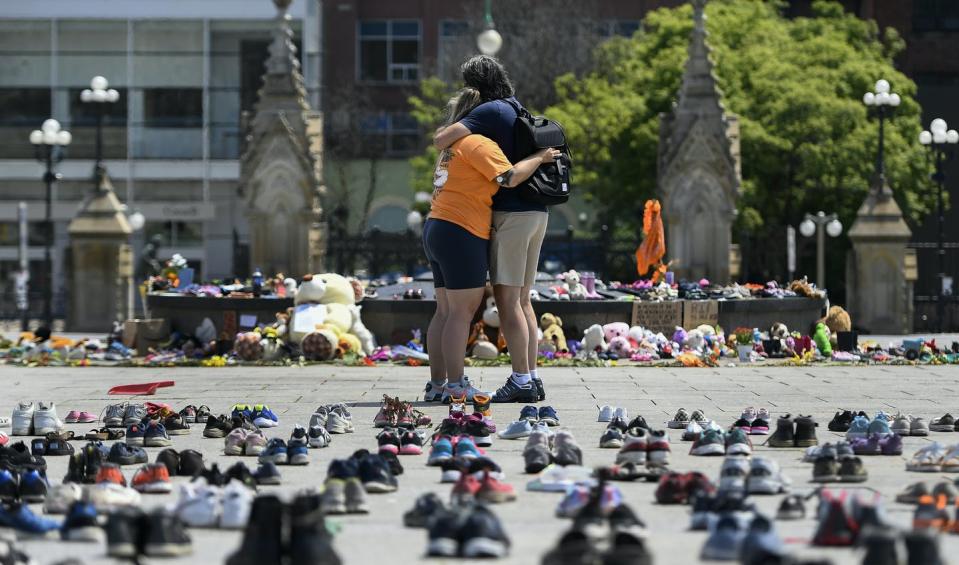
xmin=422 ymin=88 xmax=560 ymax=401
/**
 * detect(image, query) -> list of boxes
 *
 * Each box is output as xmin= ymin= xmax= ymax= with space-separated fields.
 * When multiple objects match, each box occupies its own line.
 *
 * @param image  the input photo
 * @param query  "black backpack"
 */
xmin=504 ymin=99 xmax=573 ymax=206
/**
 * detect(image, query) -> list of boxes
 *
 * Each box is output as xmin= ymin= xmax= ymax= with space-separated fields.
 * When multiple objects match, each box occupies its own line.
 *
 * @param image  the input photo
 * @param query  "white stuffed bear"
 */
xmin=349 ymin=305 xmax=376 ymax=356
xmin=683 ymin=329 xmax=705 ymax=352
xmin=564 ymin=270 xmax=588 ymax=300
xmin=314 ymin=273 xmax=356 ymax=306
xmin=628 ymin=325 xmax=647 ymax=344
xmin=582 ymin=324 xmax=608 ymax=353
xmin=482 ymin=296 xmax=500 ymax=328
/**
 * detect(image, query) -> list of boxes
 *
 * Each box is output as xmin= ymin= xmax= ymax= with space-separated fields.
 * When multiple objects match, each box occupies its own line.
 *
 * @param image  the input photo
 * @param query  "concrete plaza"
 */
xmin=3 ymin=363 xmax=959 ymax=564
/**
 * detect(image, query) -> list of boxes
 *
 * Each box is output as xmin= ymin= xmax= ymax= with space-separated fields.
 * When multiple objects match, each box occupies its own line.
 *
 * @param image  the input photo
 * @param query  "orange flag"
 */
xmin=635 ymin=199 xmax=666 ymax=279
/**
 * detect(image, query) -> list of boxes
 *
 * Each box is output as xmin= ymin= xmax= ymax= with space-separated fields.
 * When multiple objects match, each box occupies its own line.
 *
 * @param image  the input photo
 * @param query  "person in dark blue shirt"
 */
xmin=434 ymin=55 xmax=551 ymax=404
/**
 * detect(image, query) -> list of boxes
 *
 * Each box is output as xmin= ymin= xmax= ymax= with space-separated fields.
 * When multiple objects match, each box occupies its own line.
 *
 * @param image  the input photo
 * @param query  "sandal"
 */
xmin=906 ymin=442 xmax=946 ymax=472
xmin=45 ymin=430 xmax=75 ymax=441
xmin=85 ymin=428 xmax=126 ymax=441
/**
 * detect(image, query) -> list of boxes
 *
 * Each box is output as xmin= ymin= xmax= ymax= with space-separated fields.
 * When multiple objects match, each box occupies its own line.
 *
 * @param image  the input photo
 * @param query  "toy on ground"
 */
xmin=234 ymin=332 xmax=264 ymax=361
xmin=482 ymin=296 xmax=500 ymax=328
xmin=470 ymin=322 xmax=499 ymax=360
xmin=563 ymin=270 xmax=588 ymax=300
xmin=813 ymin=322 xmax=832 ymax=357
xmin=582 ymin=324 xmax=608 ymax=354
xmin=540 ymin=313 xmax=568 ymax=354
xmin=823 ymin=306 xmax=852 ymax=336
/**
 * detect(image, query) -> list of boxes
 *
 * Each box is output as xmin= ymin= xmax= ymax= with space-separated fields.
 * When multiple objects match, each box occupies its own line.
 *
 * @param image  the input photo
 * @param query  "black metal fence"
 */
xmin=908 ymin=241 xmax=959 ymax=332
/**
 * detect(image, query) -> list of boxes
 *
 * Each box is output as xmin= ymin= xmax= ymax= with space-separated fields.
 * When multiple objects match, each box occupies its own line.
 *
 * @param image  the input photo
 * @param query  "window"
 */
xmin=358 ymin=20 xmax=420 ymax=82
xmin=438 ymin=20 xmax=472 ymax=83
xmin=143 ymin=88 xmax=202 ymax=128
xmin=0 ymin=222 xmax=46 ymax=246
xmin=0 ymin=89 xmax=51 ymax=126
xmin=144 ymin=221 xmax=204 ymax=247
xmin=359 ymin=112 xmax=420 ymax=156
xmin=69 ymin=88 xmax=128 ymax=126
xmin=597 ymin=20 xmax=641 ymax=38
xmin=914 ymin=0 xmax=959 ymax=31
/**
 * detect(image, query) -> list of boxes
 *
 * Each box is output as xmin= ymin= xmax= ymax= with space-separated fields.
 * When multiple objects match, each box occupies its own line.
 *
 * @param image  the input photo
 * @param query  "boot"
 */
xmin=288 ymin=492 xmax=341 ymax=565
xmin=226 ymin=494 xmax=284 ymax=565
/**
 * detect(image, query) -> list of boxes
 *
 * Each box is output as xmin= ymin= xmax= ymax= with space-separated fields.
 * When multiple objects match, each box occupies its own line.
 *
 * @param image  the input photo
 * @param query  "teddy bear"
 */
xmin=289 ymin=275 xmax=329 ymax=344
xmin=482 ymin=296 xmax=500 ymax=328
xmin=671 ymin=327 xmax=687 ymax=347
xmin=471 ymin=324 xmax=499 ymax=360
xmin=233 ymin=331 xmax=264 ymax=361
xmin=349 ymin=305 xmax=376 ymax=356
xmin=683 ymin=329 xmax=705 ymax=352
xmin=608 ymin=336 xmax=633 ymax=358
xmin=301 ymin=329 xmax=337 ymax=361
xmin=539 ymin=313 xmax=568 ymax=353
xmin=563 ymin=270 xmax=588 ymax=300
xmin=582 ymin=324 xmax=608 ymax=354
xmin=603 ymin=322 xmax=629 ymax=344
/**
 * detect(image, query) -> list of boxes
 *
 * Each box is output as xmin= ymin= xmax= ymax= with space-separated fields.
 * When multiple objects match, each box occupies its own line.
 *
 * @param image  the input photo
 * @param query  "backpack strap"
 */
xmin=501 ymin=97 xmax=533 ymax=120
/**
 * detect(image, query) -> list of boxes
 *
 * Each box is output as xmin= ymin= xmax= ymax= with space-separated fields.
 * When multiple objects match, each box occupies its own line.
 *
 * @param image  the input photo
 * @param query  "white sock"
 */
xmin=512 ymin=372 xmax=532 ymax=385
xmin=530 ymin=370 xmax=539 ymax=380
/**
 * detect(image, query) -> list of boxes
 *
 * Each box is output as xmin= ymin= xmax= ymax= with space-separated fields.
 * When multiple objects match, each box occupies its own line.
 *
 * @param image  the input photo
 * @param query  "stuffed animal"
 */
xmin=582 ymin=324 xmax=608 ymax=353
xmin=563 ymin=270 xmax=588 ymax=300
xmin=283 ymin=277 xmax=298 ymax=297
xmin=289 ymin=275 xmax=329 ymax=344
xmin=301 ymin=329 xmax=337 ymax=361
xmin=672 ymin=327 xmax=687 ymax=347
xmin=540 ymin=313 xmax=568 ymax=353
xmin=348 ymin=277 xmax=365 ymax=303
xmin=683 ymin=329 xmax=705 ymax=352
xmin=482 ymin=296 xmax=500 ymax=328
xmin=471 ymin=325 xmax=499 ymax=360
xmin=349 ymin=305 xmax=376 ymax=356
xmin=549 ymin=285 xmax=570 ymax=301
xmin=770 ymin=323 xmax=788 ymax=340
xmin=324 ymin=303 xmax=353 ymax=333
xmin=608 ymin=336 xmax=633 ymax=357
xmin=628 ymin=326 xmax=646 ymax=345
xmin=313 ymin=273 xmax=356 ymax=306
xmin=234 ymin=332 xmax=263 ymax=361
xmin=823 ymin=306 xmax=852 ymax=335
xmin=295 ymin=275 xmax=327 ymax=304
xmin=813 ymin=322 xmax=832 ymax=357
xmin=603 ymin=322 xmax=629 ymax=344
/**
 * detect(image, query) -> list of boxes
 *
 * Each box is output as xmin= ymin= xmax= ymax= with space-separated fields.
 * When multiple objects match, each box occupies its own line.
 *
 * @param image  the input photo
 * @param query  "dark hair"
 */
xmin=460 ymin=55 xmax=514 ymax=101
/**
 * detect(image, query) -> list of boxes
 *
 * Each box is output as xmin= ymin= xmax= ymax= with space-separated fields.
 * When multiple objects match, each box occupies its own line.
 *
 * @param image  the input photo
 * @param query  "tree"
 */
xmin=546 ymin=0 xmax=936 ymax=291
xmin=407 ymin=77 xmax=456 ymax=212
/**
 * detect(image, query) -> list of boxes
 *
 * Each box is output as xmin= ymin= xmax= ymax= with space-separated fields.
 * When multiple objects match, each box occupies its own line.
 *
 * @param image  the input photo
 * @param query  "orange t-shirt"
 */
xmin=428 ymin=135 xmax=514 ymax=239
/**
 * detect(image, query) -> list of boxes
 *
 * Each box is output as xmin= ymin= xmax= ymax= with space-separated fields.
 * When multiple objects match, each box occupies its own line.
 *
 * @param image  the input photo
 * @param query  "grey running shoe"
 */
xmin=320 ymin=479 xmax=347 ymax=514
xmin=326 ymin=411 xmax=353 ymax=434
xmin=123 ymin=405 xmax=147 ymax=427
xmin=103 ymin=403 xmax=128 ymax=428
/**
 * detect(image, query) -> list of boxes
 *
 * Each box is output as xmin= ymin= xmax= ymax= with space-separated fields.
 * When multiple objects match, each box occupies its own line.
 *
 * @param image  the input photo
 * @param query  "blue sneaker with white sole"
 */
xmin=252 ymin=405 xmax=279 ymax=428
xmin=454 ymin=437 xmax=481 ymax=459
xmin=258 ymin=439 xmax=289 ymax=465
xmin=19 ymin=469 xmax=48 ymax=503
xmin=427 ymin=438 xmax=454 ymax=466
xmin=0 ymin=502 xmax=60 ymax=535
xmin=0 ymin=469 xmax=17 ymax=502
xmin=846 ymin=416 xmax=870 ymax=440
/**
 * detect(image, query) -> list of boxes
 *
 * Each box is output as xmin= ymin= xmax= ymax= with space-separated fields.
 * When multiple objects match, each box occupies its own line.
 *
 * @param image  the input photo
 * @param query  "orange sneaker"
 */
xmin=132 ymin=463 xmax=172 ymax=494
xmin=95 ymin=462 xmax=127 ymax=486
xmin=914 ymin=494 xmax=949 ymax=531
xmin=472 ymin=394 xmax=492 ymax=418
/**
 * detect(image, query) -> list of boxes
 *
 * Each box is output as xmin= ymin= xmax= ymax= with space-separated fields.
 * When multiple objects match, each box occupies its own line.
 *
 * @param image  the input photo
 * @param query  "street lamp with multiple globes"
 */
xmin=799 ymin=211 xmax=843 ymax=290
xmin=80 ymin=75 xmax=119 ymax=173
xmin=862 ymin=79 xmax=901 ymax=194
xmin=476 ymin=0 xmax=502 ymax=56
xmin=29 ymin=119 xmax=72 ymax=327
xmin=919 ymin=118 xmax=959 ymax=332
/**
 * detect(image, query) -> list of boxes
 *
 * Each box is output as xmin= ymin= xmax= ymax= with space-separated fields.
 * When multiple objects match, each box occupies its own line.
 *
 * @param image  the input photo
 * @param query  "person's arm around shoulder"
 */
xmin=433 ymin=122 xmax=471 ymax=151
xmin=464 ymin=137 xmax=559 ymax=188
xmin=434 ymin=102 xmax=500 ymax=150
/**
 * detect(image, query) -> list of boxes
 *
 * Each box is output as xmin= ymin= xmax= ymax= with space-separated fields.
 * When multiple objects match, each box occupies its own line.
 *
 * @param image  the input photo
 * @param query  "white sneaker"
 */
xmin=173 ymin=481 xmax=220 ymax=528
xmin=683 ymin=421 xmax=704 ymax=441
xmin=442 ymin=377 xmax=487 ymax=403
xmin=613 ymin=407 xmax=629 ymax=421
xmin=220 ymin=481 xmax=254 ymax=529
xmin=11 ymin=402 xmax=35 ymax=436
xmin=44 ymin=482 xmax=83 ymax=514
xmin=597 ymin=406 xmax=613 ymax=422
xmin=33 ymin=401 xmax=62 ymax=435
xmin=308 ymin=425 xmax=331 ymax=448
xmin=326 ymin=411 xmax=353 ymax=434
xmin=309 ymin=409 xmax=328 ymax=429
xmin=85 ymin=482 xmax=141 ymax=510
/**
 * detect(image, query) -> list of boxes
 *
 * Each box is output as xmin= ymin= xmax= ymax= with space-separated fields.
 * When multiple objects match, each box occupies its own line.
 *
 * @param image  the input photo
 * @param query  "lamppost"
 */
xmin=919 ymin=118 xmax=959 ymax=332
xmin=29 ymin=119 xmax=72 ymax=327
xmin=477 ymin=0 xmax=502 ymax=56
xmin=799 ymin=211 xmax=843 ymax=290
xmin=862 ymin=79 xmax=901 ymax=195
xmin=80 ymin=75 xmax=119 ymax=175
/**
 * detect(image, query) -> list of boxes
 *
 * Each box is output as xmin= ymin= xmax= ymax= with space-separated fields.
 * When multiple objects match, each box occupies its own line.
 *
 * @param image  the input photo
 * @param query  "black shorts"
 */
xmin=423 ymin=218 xmax=489 ymax=290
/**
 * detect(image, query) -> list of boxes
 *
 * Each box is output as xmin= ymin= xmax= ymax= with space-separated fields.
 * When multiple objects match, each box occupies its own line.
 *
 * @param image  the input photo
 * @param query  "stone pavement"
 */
xmin=2 ymin=364 xmax=959 ymax=564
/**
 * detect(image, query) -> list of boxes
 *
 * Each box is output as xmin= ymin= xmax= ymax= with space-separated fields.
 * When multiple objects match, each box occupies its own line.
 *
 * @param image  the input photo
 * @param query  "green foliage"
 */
xmin=407 ymin=77 xmax=457 ymax=208
xmin=546 ymin=0 xmax=935 ymax=240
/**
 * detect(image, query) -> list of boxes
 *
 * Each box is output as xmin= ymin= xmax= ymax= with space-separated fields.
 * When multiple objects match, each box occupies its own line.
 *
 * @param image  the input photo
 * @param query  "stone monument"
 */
xmin=240 ymin=0 xmax=325 ymax=277
xmin=847 ymin=163 xmax=915 ymax=334
xmin=657 ymin=0 xmax=741 ymax=283
xmin=67 ymin=166 xmax=133 ymax=332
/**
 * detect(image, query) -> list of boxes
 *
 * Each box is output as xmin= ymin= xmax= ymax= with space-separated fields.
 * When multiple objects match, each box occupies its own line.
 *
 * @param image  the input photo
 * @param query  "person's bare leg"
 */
xmin=442 ymin=287 xmax=485 ymax=384
xmin=426 ymin=287 xmax=449 ymax=385
xmin=521 ymin=285 xmax=538 ymax=368
xmin=493 ymin=284 xmax=529 ymax=375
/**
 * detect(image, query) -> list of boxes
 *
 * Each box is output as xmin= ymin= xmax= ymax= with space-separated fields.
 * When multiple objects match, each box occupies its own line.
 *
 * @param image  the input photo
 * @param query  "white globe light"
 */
xmin=90 ymin=75 xmax=108 ymax=91
xmin=414 ymin=191 xmax=432 ymax=203
xmin=92 ymin=90 xmax=107 ymax=102
xmin=128 ymin=211 xmax=145 ymax=231
xmin=826 ymin=219 xmax=843 ymax=238
xmin=41 ymin=119 xmax=60 ymax=133
xmin=29 ymin=130 xmax=43 ymax=145
xmin=799 ymin=219 xmax=816 ymax=237
xmin=931 ymin=118 xmax=948 ymax=134
xmin=406 ymin=210 xmax=423 ymax=229
xmin=42 ymin=131 xmax=58 ymax=145
xmin=934 ymin=130 xmax=947 ymax=144
xmin=862 ymin=92 xmax=875 ymax=106
xmin=477 ymin=28 xmax=503 ymax=56
xmin=919 ymin=130 xmax=933 ymax=145
xmin=876 ymin=92 xmax=890 ymax=106
xmin=56 ymin=130 xmax=72 ymax=146
xmin=106 ymin=89 xmax=119 ymax=103
xmin=947 ymin=130 xmax=959 ymax=144
xmin=889 ymin=93 xmax=901 ymax=107
xmin=875 ymin=79 xmax=890 ymax=94
xmin=80 ymin=89 xmax=93 ymax=103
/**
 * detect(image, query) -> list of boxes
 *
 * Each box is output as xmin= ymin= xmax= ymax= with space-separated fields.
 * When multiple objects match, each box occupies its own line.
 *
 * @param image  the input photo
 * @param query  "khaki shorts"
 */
xmin=490 ymin=211 xmax=548 ymax=287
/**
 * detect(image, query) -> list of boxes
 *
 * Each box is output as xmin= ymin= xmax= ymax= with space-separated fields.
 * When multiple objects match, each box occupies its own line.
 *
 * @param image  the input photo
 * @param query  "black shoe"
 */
xmin=794 ymin=415 xmax=818 ymax=447
xmin=231 ymin=414 xmax=258 ymax=433
xmin=604 ymin=531 xmax=653 ymax=565
xmin=904 ymin=529 xmax=944 ymax=565
xmin=61 ymin=501 xmax=103 ymax=542
xmin=532 ymin=376 xmax=546 ymax=401
xmin=226 ymin=494 xmax=283 ymax=565
xmin=609 ymin=504 xmax=646 ymax=535
xmin=156 ymin=449 xmax=179 ymax=477
xmin=426 ymin=507 xmax=466 ymax=557
xmin=289 ymin=492 xmax=341 ymax=565
xmin=63 ymin=453 xmax=86 ymax=484
xmin=491 ymin=376 xmax=537 ymax=403
xmin=403 ymin=492 xmax=446 ymax=528
xmin=626 ymin=416 xmax=650 ymax=431
xmin=828 ymin=410 xmax=854 ymax=432
xmin=767 ymin=414 xmax=795 ymax=448
xmin=225 ymin=462 xmax=257 ymax=490
xmin=377 ymin=450 xmax=404 ymax=476
xmin=460 ymin=505 xmax=510 ymax=558
xmin=45 ymin=438 xmax=74 ymax=457
xmin=108 ymin=443 xmax=147 ymax=466
xmin=195 ymin=463 xmax=227 ymax=487
xmin=541 ymin=529 xmax=598 ymax=565
xmin=82 ymin=442 xmax=106 ymax=482
xmin=162 ymin=414 xmax=191 ymax=436
xmin=1 ymin=442 xmax=46 ymax=473
xmin=524 ymin=445 xmax=552 ymax=474
xmin=254 ymin=462 xmax=282 ymax=486
xmin=607 ymin=417 xmax=629 ymax=433
xmin=776 ymin=495 xmax=806 ymax=520
xmin=203 ymin=415 xmax=232 ymax=438
xmin=106 ymin=507 xmax=144 ymax=559
xmin=143 ymin=510 xmax=191 ymax=557
xmin=326 ymin=459 xmax=359 ymax=480
xmin=861 ymin=526 xmax=898 ymax=565
xmin=177 ymin=449 xmax=205 ymax=476
xmin=358 ymin=454 xmax=397 ymax=493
